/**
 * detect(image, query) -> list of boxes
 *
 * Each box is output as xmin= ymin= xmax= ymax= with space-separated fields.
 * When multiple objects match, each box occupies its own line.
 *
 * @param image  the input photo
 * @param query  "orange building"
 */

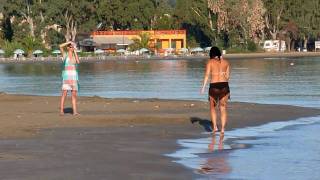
xmin=91 ymin=30 xmax=187 ymax=53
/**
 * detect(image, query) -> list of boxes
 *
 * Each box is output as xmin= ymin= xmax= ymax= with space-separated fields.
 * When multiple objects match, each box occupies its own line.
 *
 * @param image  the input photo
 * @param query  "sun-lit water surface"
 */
xmin=0 ymin=57 xmax=319 ymax=107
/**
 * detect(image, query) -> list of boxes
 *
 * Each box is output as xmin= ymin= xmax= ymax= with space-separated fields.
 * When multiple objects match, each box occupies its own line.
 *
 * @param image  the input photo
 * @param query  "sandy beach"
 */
xmin=0 ymin=93 xmax=319 ymax=179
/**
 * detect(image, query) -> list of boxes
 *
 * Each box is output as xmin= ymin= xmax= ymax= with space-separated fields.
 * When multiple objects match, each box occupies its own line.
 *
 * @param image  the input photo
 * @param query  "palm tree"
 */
xmin=21 ymin=36 xmax=43 ymax=57
xmin=129 ymin=33 xmax=151 ymax=51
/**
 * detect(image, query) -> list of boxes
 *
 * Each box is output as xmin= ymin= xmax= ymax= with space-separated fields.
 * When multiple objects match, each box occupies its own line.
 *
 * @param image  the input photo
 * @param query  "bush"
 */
xmin=2 ymin=40 xmax=23 ymax=57
xmin=226 ymin=46 xmax=248 ymax=53
xmin=247 ymin=41 xmax=257 ymax=52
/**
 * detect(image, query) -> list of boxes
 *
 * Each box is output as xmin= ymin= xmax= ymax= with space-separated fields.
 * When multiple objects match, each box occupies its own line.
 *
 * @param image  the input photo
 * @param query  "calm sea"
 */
xmin=0 ymin=57 xmax=319 ymax=179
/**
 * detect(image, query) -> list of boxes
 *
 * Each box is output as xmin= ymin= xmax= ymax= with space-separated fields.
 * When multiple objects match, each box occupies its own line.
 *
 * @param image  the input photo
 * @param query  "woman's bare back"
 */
xmin=208 ymin=58 xmax=230 ymax=83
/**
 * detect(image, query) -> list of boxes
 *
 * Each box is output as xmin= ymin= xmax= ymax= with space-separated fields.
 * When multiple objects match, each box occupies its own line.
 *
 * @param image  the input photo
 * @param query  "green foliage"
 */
xmin=152 ymin=0 xmax=175 ymax=30
xmin=187 ymin=37 xmax=199 ymax=48
xmin=47 ymin=29 xmax=65 ymax=49
xmin=247 ymin=40 xmax=258 ymax=52
xmin=129 ymin=33 xmax=151 ymax=51
xmin=2 ymin=40 xmax=23 ymax=57
xmin=174 ymin=0 xmax=214 ymax=47
xmin=21 ymin=36 xmax=43 ymax=57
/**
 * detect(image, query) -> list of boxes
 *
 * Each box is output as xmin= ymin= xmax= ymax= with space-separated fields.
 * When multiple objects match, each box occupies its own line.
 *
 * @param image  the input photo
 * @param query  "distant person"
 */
xmin=201 ymin=47 xmax=230 ymax=134
xmin=59 ymin=41 xmax=80 ymax=115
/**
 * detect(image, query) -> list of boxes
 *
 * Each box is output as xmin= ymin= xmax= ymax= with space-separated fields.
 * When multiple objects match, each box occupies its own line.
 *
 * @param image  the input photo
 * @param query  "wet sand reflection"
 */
xmin=197 ymin=133 xmax=231 ymax=175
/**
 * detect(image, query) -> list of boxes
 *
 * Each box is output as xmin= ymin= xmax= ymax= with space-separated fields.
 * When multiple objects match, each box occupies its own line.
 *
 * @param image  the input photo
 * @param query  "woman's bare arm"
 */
xmin=225 ymin=61 xmax=230 ymax=81
xmin=59 ymin=41 xmax=73 ymax=58
xmin=201 ymin=60 xmax=211 ymax=94
xmin=73 ymin=50 xmax=80 ymax=64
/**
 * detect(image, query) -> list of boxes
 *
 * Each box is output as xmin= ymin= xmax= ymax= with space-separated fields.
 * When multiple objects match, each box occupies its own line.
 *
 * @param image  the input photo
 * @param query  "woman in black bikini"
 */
xmin=201 ymin=46 xmax=230 ymax=134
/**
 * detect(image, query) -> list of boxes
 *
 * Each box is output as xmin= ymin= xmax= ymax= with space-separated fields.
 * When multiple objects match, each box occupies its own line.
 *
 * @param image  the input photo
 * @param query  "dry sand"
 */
xmin=0 ymin=93 xmax=319 ymax=179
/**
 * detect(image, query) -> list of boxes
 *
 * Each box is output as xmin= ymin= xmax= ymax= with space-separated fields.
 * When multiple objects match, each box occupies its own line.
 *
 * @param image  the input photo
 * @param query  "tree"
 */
xmin=96 ymin=0 xmax=124 ymax=30
xmin=283 ymin=21 xmax=299 ymax=51
xmin=126 ymin=0 xmax=157 ymax=30
xmin=284 ymin=0 xmax=320 ymax=49
xmin=96 ymin=0 xmax=157 ymax=30
xmin=45 ymin=0 xmax=98 ymax=41
xmin=21 ymin=35 xmax=43 ymax=57
xmin=3 ymin=0 xmax=45 ymax=38
xmin=152 ymin=0 xmax=175 ymax=30
xmin=175 ymin=0 xmax=215 ymax=47
xmin=129 ymin=32 xmax=151 ymax=51
xmin=208 ymin=0 xmax=265 ymax=48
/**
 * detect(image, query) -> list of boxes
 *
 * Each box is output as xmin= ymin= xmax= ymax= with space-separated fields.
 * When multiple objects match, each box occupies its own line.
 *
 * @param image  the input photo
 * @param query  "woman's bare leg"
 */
xmin=219 ymin=94 xmax=229 ymax=133
xmin=60 ymin=90 xmax=67 ymax=115
xmin=71 ymin=90 xmax=79 ymax=115
xmin=209 ymin=97 xmax=218 ymax=132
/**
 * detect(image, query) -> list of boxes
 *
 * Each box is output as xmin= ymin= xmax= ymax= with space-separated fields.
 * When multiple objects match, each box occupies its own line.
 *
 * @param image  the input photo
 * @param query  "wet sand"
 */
xmin=0 ymin=93 xmax=319 ymax=179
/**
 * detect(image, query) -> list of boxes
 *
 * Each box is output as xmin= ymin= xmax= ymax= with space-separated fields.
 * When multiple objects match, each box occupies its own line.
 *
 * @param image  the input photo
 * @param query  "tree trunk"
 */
xmin=208 ymin=12 xmax=214 ymax=31
xmin=65 ymin=18 xmax=70 ymax=41
xmin=64 ymin=11 xmax=72 ymax=41
xmin=24 ymin=16 xmax=35 ymax=37
xmin=40 ymin=30 xmax=50 ymax=49
xmin=71 ymin=20 xmax=77 ymax=42
xmin=271 ymin=32 xmax=277 ymax=40
xmin=285 ymin=37 xmax=291 ymax=51
xmin=290 ymin=40 xmax=295 ymax=51
xmin=303 ymin=36 xmax=308 ymax=49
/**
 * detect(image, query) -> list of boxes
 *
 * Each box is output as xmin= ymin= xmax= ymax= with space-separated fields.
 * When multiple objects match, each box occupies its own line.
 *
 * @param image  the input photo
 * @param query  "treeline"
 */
xmin=0 ymin=0 xmax=319 ymax=56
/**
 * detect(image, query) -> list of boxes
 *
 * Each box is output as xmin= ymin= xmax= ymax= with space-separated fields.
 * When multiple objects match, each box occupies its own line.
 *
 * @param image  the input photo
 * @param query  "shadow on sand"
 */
xmin=63 ymin=107 xmax=74 ymax=114
xmin=190 ymin=117 xmax=212 ymax=132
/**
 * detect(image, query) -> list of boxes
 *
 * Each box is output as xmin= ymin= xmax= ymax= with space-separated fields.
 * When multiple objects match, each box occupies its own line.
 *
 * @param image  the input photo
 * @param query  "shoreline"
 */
xmin=0 ymin=93 xmax=319 ymax=179
xmin=0 ymin=51 xmax=319 ymax=64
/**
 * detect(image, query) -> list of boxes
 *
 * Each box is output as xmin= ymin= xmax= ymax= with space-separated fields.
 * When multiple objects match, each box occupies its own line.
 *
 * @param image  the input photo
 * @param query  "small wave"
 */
xmin=166 ymin=116 xmax=320 ymax=169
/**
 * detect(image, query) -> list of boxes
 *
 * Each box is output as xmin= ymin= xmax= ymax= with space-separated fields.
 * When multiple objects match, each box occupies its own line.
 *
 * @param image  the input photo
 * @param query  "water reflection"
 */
xmin=3 ymin=63 xmax=60 ymax=76
xmin=197 ymin=134 xmax=231 ymax=176
xmin=2 ymin=60 xmax=191 ymax=75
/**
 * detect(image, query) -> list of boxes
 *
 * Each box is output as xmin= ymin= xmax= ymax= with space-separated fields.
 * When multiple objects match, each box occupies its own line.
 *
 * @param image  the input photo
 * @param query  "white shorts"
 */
xmin=62 ymin=84 xmax=77 ymax=91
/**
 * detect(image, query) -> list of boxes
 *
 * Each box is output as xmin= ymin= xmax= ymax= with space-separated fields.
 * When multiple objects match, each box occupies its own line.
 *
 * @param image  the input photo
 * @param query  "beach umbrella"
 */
xmin=116 ymin=49 xmax=126 ymax=53
xmin=191 ymin=47 xmax=204 ymax=52
xmin=178 ymin=48 xmax=188 ymax=52
xmin=32 ymin=49 xmax=43 ymax=55
xmin=14 ymin=49 xmax=25 ymax=54
xmin=204 ymin=47 xmax=212 ymax=51
xmin=0 ymin=49 xmax=4 ymax=54
xmin=139 ymin=48 xmax=149 ymax=53
xmin=52 ymin=49 xmax=61 ymax=54
xmin=94 ymin=49 xmax=104 ymax=54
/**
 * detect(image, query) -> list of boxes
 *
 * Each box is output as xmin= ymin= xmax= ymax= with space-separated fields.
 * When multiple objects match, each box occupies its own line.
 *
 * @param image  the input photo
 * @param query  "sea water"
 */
xmin=167 ymin=116 xmax=320 ymax=179
xmin=0 ymin=57 xmax=319 ymax=107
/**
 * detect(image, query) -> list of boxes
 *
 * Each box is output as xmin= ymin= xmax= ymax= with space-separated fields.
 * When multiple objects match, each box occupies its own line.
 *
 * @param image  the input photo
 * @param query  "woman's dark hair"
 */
xmin=209 ymin=46 xmax=221 ymax=60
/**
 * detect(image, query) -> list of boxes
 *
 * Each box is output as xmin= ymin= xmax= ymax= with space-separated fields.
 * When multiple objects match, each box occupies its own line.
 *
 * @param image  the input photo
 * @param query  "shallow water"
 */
xmin=167 ymin=116 xmax=320 ymax=180
xmin=0 ymin=57 xmax=319 ymax=107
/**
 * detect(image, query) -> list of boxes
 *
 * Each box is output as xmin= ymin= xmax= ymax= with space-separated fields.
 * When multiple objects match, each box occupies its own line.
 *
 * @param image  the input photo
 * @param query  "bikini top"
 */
xmin=212 ymin=59 xmax=227 ymax=76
